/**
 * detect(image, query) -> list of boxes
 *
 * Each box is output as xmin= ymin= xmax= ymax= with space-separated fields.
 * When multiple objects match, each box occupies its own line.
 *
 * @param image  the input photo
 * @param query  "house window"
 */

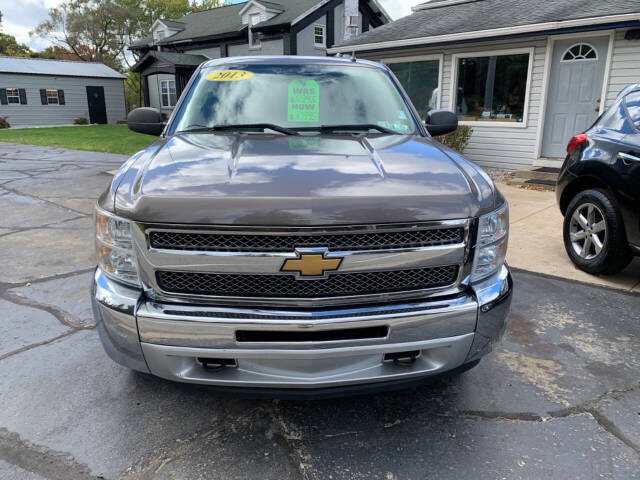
xmin=314 ymin=24 xmax=326 ymax=47
xmin=249 ymin=13 xmax=261 ymax=48
xmin=387 ymin=57 xmax=441 ymax=119
xmin=454 ymin=50 xmax=531 ymax=124
xmin=6 ymin=88 xmax=20 ymax=104
xmin=562 ymin=43 xmax=597 ymax=62
xmin=46 ymin=89 xmax=59 ymax=104
xmin=160 ymin=80 xmax=177 ymax=107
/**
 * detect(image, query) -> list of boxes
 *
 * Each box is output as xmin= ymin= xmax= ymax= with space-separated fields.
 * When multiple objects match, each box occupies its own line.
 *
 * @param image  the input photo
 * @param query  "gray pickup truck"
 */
xmin=92 ymin=56 xmax=512 ymax=396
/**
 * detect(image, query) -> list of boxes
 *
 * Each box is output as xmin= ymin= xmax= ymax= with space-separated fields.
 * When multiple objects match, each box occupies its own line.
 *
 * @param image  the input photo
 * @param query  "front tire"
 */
xmin=563 ymin=189 xmax=632 ymax=274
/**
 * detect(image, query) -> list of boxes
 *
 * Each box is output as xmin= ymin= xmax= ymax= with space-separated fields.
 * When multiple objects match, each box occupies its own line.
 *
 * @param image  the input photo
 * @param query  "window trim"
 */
xmin=382 ymin=54 xmax=444 ymax=112
xmin=5 ymin=88 xmax=20 ymax=104
xmin=160 ymin=79 xmax=177 ymax=108
xmin=45 ymin=88 xmax=59 ymax=105
xmin=449 ymin=47 xmax=535 ymax=129
xmin=560 ymin=42 xmax=598 ymax=62
xmin=313 ymin=23 xmax=326 ymax=48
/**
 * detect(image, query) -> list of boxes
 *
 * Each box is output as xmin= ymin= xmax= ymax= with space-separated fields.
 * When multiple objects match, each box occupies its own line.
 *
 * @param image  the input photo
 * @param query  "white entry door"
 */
xmin=541 ymin=36 xmax=609 ymax=158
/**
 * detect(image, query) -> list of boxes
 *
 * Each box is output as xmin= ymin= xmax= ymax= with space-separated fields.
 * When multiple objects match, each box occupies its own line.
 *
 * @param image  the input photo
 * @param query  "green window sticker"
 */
xmin=288 ymin=80 xmax=319 ymax=123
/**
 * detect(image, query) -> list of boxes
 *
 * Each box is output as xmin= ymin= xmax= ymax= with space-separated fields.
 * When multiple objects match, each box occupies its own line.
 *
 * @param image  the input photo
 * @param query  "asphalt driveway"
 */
xmin=0 ymin=143 xmax=639 ymax=479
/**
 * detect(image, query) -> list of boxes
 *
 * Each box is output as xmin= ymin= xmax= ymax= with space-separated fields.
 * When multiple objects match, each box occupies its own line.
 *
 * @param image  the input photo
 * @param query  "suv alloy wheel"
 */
xmin=563 ymin=189 xmax=633 ymax=274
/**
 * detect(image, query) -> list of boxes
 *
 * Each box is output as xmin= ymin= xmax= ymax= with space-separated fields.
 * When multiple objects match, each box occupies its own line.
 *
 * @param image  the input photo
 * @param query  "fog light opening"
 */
xmin=197 ymin=357 xmax=237 ymax=370
xmin=384 ymin=350 xmax=421 ymax=366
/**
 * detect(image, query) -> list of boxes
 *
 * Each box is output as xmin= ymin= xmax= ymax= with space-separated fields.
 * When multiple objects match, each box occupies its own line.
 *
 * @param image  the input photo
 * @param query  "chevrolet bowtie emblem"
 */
xmin=281 ymin=250 xmax=343 ymax=277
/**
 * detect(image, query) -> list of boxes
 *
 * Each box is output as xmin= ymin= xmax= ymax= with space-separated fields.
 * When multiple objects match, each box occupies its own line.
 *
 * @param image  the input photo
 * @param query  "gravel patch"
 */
xmin=481 ymin=167 xmax=514 ymax=183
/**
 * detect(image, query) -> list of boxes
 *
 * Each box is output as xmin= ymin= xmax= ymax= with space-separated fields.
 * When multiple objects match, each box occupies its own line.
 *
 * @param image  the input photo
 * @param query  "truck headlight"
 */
xmin=95 ymin=207 xmax=140 ymax=286
xmin=471 ymin=202 xmax=509 ymax=282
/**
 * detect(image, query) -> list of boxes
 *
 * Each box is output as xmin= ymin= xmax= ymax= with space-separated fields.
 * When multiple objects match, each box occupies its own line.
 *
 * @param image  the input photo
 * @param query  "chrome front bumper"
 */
xmin=92 ymin=265 xmax=512 ymax=389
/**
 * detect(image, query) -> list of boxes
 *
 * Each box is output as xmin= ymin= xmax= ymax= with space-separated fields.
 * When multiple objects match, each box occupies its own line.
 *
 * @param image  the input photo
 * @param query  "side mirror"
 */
xmin=425 ymin=109 xmax=458 ymax=136
xmin=127 ymin=107 xmax=164 ymax=136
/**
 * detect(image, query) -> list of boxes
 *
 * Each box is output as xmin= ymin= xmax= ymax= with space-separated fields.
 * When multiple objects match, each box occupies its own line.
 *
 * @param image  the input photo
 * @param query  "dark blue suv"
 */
xmin=557 ymin=84 xmax=640 ymax=274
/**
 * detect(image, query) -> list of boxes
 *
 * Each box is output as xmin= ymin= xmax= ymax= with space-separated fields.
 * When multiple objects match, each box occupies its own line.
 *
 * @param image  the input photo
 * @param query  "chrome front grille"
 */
xmin=148 ymin=228 xmax=464 ymax=252
xmin=135 ymin=220 xmax=470 ymax=306
xmin=156 ymin=266 xmax=459 ymax=298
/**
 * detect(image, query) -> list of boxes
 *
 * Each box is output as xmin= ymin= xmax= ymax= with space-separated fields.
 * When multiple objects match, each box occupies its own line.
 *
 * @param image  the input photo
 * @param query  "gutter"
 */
xmin=328 ymin=12 xmax=640 ymax=53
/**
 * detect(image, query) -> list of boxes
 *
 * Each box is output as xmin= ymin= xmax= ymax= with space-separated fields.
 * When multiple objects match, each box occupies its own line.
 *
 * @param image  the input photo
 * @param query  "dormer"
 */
xmin=238 ymin=1 xmax=283 ymax=26
xmin=151 ymin=19 xmax=186 ymax=43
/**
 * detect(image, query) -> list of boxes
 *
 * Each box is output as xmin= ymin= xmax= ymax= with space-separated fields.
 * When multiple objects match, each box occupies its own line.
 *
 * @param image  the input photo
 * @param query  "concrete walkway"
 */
xmin=499 ymin=183 xmax=640 ymax=293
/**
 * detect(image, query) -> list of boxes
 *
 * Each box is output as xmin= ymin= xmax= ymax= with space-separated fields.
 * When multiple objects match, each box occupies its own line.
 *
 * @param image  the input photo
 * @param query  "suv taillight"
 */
xmin=567 ymin=134 xmax=588 ymax=154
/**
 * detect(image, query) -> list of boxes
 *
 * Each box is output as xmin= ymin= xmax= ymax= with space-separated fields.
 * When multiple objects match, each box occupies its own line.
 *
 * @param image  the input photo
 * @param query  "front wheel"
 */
xmin=563 ymin=189 xmax=632 ymax=274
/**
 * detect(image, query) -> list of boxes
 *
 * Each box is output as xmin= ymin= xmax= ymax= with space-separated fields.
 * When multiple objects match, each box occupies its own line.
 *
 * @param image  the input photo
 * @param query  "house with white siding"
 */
xmin=0 ymin=57 xmax=126 ymax=127
xmin=130 ymin=0 xmax=390 ymax=116
xmin=329 ymin=0 xmax=640 ymax=170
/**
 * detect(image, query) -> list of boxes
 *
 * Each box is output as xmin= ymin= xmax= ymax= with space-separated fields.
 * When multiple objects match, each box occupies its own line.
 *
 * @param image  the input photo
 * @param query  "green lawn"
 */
xmin=0 ymin=124 xmax=156 ymax=155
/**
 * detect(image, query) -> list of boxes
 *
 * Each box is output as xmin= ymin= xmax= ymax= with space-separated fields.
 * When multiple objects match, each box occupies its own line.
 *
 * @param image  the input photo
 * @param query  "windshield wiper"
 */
xmin=179 ymin=123 xmax=299 ymax=136
xmin=294 ymin=124 xmax=398 ymax=135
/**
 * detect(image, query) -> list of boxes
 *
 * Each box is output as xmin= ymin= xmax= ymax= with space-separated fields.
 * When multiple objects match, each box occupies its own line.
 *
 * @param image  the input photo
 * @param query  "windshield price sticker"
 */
xmin=206 ymin=70 xmax=254 ymax=82
xmin=288 ymin=80 xmax=319 ymax=123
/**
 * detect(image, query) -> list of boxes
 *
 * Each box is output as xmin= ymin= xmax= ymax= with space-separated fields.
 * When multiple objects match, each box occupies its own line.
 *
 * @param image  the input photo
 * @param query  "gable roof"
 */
xmin=330 ymin=0 xmax=640 ymax=52
xmin=157 ymin=19 xmax=187 ymax=30
xmin=0 ymin=56 xmax=125 ymax=79
xmin=252 ymin=0 xmax=333 ymax=29
xmin=238 ymin=0 xmax=284 ymax=16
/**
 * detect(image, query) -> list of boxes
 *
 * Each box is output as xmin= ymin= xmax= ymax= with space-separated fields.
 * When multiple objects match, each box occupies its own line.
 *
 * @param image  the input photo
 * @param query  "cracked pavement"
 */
xmin=0 ymin=142 xmax=639 ymax=479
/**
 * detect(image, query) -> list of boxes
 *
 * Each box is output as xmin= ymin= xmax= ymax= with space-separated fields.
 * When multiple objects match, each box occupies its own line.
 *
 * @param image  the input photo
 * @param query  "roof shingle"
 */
xmin=334 ymin=0 xmax=640 ymax=49
xmin=135 ymin=0 xmax=333 ymax=46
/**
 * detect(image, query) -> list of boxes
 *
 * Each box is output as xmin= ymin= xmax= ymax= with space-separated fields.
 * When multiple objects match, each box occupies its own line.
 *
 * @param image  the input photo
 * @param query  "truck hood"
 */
xmin=113 ymin=133 xmax=495 ymax=225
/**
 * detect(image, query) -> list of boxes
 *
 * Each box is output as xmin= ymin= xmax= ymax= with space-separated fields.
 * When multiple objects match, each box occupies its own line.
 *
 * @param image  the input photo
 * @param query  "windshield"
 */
xmin=170 ymin=63 xmax=418 ymax=135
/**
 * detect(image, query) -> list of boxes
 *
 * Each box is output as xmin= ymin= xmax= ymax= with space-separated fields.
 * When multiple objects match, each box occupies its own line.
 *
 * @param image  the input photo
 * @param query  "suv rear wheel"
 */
xmin=563 ymin=189 xmax=632 ymax=274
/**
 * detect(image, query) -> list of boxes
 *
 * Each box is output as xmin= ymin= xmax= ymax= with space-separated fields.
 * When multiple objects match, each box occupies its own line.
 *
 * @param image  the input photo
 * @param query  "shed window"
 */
xmin=6 ymin=88 xmax=20 ymax=104
xmin=46 ymin=89 xmax=59 ymax=104
xmin=454 ymin=52 xmax=530 ymax=123
xmin=562 ymin=43 xmax=597 ymax=62
xmin=160 ymin=80 xmax=177 ymax=107
xmin=387 ymin=58 xmax=440 ymax=119
xmin=314 ymin=24 xmax=326 ymax=47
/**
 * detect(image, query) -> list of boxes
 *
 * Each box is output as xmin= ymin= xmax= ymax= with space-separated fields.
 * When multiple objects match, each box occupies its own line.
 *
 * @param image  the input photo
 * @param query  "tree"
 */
xmin=32 ymin=0 xmax=226 ymax=70
xmin=124 ymin=71 xmax=142 ymax=113
xmin=29 ymin=45 xmax=84 ymax=61
xmin=32 ymin=0 xmax=133 ymax=71
xmin=0 ymin=33 xmax=32 ymax=57
xmin=0 ymin=9 xmax=32 ymax=57
xmin=113 ymin=0 xmax=225 ymax=65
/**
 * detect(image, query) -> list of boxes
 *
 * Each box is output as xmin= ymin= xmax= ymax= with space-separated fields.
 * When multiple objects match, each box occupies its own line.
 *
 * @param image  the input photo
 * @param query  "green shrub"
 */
xmin=0 ymin=117 xmax=10 ymax=129
xmin=436 ymin=125 xmax=473 ymax=154
xmin=74 ymin=117 xmax=89 ymax=125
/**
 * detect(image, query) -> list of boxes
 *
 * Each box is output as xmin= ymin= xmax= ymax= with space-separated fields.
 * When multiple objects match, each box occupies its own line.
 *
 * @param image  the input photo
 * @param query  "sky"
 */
xmin=0 ymin=0 xmax=424 ymax=51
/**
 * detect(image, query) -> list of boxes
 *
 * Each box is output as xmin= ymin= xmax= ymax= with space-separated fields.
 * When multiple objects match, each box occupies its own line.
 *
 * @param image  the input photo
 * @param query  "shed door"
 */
xmin=542 ymin=36 xmax=609 ymax=158
xmin=86 ymin=86 xmax=107 ymax=124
